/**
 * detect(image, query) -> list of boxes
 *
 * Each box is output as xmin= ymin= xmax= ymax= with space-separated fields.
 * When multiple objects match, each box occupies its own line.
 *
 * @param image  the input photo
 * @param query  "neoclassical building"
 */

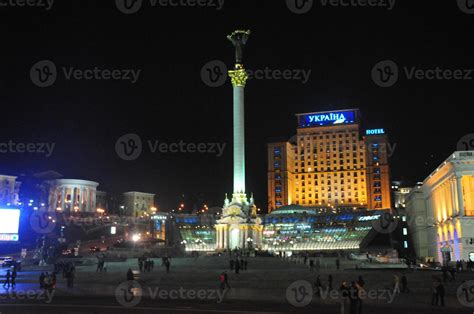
xmin=48 ymin=179 xmax=99 ymax=213
xmin=406 ymin=151 xmax=474 ymax=263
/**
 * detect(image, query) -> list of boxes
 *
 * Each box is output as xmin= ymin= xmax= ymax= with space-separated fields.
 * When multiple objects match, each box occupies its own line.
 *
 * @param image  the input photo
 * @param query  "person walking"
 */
xmin=357 ymin=275 xmax=365 ymax=288
xmin=431 ymin=279 xmax=439 ymax=306
xmin=126 ymin=268 xmax=134 ymax=281
xmin=223 ymin=271 xmax=231 ymax=289
xmin=314 ymin=275 xmax=322 ymax=297
xmin=103 ymin=261 xmax=108 ymax=273
xmin=243 ymin=260 xmax=248 ymax=270
xmin=3 ymin=270 xmax=11 ymax=288
xmin=339 ymin=281 xmax=349 ymax=314
xmin=165 ymin=259 xmax=171 ymax=273
xmin=328 ymin=274 xmax=333 ymax=290
xmin=449 ymin=267 xmax=456 ymax=282
xmin=401 ymin=274 xmax=408 ymax=293
xmin=235 ymin=259 xmax=240 ymax=275
xmin=437 ymin=281 xmax=445 ymax=307
xmin=309 ymin=259 xmax=314 ymax=271
xmin=11 ymin=269 xmax=17 ymax=288
xmin=348 ymin=282 xmax=360 ymax=314
xmin=336 ymin=258 xmax=340 ymax=270
xmin=39 ymin=272 xmax=45 ymax=289
xmin=51 ymin=272 xmax=56 ymax=289
xmin=229 ymin=259 xmax=234 ymax=270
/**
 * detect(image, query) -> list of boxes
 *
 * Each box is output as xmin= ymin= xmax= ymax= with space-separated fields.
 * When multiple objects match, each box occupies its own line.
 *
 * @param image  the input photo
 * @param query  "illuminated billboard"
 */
xmin=298 ymin=110 xmax=357 ymax=128
xmin=0 ymin=208 xmax=20 ymax=242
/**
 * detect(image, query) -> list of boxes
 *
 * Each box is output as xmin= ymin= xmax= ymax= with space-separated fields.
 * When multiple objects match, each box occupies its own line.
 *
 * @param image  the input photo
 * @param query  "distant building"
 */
xmin=0 ymin=174 xmax=21 ymax=206
xmin=123 ymin=191 xmax=155 ymax=217
xmin=392 ymin=181 xmax=416 ymax=209
xmin=96 ymin=191 xmax=108 ymax=212
xmin=406 ymin=151 xmax=474 ymax=264
xmin=268 ymin=109 xmax=392 ymax=212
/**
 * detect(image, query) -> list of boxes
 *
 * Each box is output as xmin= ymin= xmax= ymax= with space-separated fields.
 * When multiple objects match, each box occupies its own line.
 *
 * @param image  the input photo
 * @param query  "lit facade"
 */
xmin=406 ymin=151 xmax=474 ymax=263
xmin=48 ymin=179 xmax=99 ymax=213
xmin=268 ymin=109 xmax=392 ymax=212
xmin=123 ymin=191 xmax=155 ymax=217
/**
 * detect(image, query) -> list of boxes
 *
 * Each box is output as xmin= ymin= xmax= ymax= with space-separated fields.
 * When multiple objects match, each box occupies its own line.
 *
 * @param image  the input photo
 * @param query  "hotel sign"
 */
xmin=366 ymin=129 xmax=385 ymax=135
xmin=299 ymin=110 xmax=356 ymax=128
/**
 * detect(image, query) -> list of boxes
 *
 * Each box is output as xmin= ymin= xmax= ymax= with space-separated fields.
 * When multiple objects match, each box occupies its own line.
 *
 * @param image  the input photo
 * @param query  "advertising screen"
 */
xmin=0 ymin=208 xmax=20 ymax=242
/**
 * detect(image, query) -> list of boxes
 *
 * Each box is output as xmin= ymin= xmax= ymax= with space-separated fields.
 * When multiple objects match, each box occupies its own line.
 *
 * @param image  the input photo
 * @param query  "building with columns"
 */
xmin=406 ymin=151 xmax=474 ymax=264
xmin=48 ymin=179 xmax=99 ymax=214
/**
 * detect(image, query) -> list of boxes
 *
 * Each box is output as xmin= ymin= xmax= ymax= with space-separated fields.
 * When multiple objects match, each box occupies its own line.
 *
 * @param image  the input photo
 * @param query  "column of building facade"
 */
xmin=449 ymin=178 xmax=457 ymax=216
xmin=223 ymin=226 xmax=227 ymax=249
xmin=216 ymin=226 xmax=221 ymax=249
xmin=456 ymin=175 xmax=465 ymax=216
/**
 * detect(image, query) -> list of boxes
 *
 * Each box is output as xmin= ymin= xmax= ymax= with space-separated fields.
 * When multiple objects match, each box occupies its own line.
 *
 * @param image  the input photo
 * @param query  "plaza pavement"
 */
xmin=0 ymin=256 xmax=473 ymax=313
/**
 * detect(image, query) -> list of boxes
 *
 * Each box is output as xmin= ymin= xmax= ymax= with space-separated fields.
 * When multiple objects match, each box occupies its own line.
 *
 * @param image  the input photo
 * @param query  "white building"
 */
xmin=0 ymin=174 xmax=21 ymax=206
xmin=406 ymin=151 xmax=474 ymax=264
xmin=48 ymin=179 xmax=99 ymax=213
xmin=123 ymin=191 xmax=155 ymax=217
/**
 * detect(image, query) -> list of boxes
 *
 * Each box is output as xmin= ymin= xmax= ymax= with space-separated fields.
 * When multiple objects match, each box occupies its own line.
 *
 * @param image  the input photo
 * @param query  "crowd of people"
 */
xmin=2 ymin=268 xmax=17 ymax=289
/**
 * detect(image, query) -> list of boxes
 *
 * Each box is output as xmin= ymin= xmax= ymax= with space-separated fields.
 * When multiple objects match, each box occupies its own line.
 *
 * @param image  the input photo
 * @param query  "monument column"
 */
xmin=227 ymin=30 xmax=250 ymax=198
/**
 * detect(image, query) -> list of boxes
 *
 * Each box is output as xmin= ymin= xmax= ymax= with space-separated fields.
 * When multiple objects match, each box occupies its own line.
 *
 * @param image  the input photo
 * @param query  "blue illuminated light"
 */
xmin=300 ymin=110 xmax=356 ymax=128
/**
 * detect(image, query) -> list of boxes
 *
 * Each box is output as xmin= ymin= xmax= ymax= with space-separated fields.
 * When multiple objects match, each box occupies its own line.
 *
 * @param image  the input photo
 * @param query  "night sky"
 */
xmin=0 ymin=1 xmax=472 ymax=211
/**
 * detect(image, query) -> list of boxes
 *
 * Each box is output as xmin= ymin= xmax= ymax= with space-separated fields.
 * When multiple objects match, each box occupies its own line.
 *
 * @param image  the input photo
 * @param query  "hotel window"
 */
xmin=403 ymin=228 xmax=408 ymax=235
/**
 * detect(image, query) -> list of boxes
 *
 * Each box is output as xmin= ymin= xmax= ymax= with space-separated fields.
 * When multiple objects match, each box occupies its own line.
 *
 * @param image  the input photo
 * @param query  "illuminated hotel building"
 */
xmin=406 ymin=151 xmax=474 ymax=263
xmin=268 ymin=109 xmax=392 ymax=212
